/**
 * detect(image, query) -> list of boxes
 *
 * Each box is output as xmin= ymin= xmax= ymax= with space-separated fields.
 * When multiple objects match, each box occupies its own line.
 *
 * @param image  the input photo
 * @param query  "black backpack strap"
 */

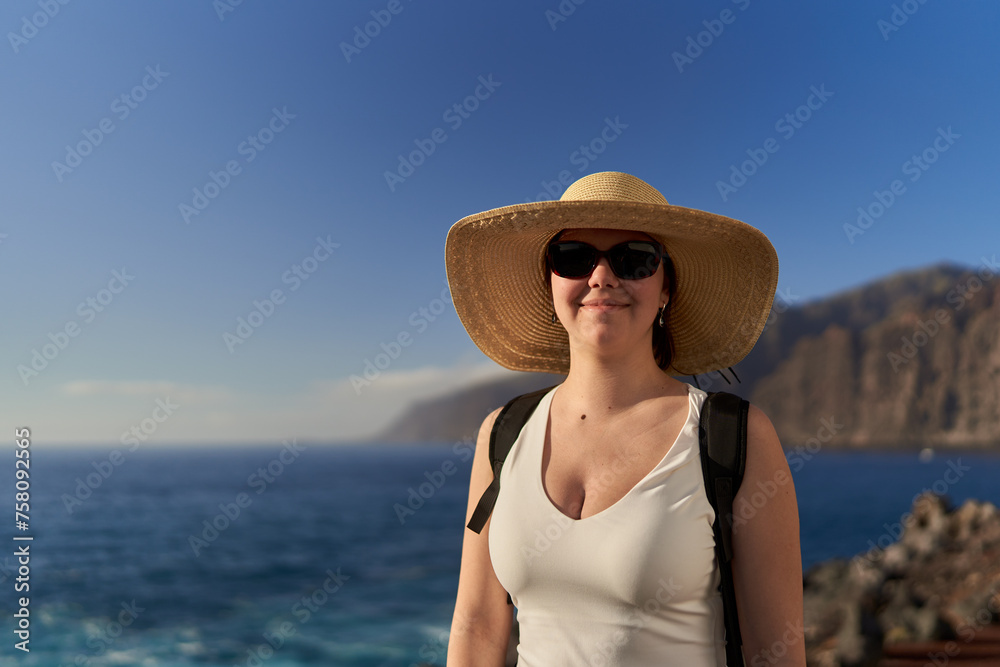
xmin=466 ymin=385 xmax=558 ymax=535
xmin=699 ymin=390 xmax=749 ymax=667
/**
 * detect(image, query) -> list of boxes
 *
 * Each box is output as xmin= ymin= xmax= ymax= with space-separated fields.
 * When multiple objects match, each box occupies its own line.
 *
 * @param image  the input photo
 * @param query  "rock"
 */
xmin=833 ymin=601 xmax=882 ymax=667
xmin=803 ymin=493 xmax=1000 ymax=666
xmin=900 ymin=492 xmax=950 ymax=558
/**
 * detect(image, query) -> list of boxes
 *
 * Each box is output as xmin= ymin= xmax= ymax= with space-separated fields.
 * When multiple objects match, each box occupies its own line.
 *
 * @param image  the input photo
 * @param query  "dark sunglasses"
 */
xmin=547 ymin=240 xmax=665 ymax=280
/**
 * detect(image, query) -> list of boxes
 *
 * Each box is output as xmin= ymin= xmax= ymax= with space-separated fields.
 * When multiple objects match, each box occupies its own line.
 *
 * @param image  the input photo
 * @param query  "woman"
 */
xmin=444 ymin=172 xmax=804 ymax=666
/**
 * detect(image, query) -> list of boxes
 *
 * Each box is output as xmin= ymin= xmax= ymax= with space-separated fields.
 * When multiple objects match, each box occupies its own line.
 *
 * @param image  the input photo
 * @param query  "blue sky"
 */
xmin=3 ymin=1 xmax=997 ymax=444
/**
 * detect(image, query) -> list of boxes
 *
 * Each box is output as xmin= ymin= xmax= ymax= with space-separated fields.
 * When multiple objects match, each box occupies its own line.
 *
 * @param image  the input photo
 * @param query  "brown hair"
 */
xmin=544 ymin=231 xmax=678 ymax=372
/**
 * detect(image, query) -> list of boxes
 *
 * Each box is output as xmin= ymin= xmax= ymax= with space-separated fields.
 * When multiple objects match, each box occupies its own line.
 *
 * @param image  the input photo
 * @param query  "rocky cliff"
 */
xmin=747 ymin=261 xmax=1000 ymax=450
xmin=376 ymin=261 xmax=1000 ymax=450
xmin=375 ymin=372 xmax=565 ymax=443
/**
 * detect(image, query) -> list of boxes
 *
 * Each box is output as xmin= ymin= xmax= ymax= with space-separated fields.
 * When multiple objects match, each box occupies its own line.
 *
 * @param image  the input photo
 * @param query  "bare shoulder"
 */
xmin=745 ymin=402 xmax=785 ymax=468
xmin=482 ymin=405 xmax=503 ymax=431
xmin=736 ymin=402 xmax=797 ymax=524
xmin=468 ymin=406 xmax=505 ymax=486
xmin=475 ymin=406 xmax=504 ymax=452
xmin=735 ymin=402 xmax=798 ymax=534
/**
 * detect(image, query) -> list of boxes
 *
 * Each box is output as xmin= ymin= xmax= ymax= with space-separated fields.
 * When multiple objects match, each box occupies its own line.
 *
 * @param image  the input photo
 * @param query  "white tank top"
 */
xmin=489 ymin=382 xmax=728 ymax=666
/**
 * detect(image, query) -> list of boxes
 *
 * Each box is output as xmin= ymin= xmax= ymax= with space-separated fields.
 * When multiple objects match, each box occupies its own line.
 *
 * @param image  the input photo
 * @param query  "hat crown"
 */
xmin=559 ymin=171 xmax=669 ymax=206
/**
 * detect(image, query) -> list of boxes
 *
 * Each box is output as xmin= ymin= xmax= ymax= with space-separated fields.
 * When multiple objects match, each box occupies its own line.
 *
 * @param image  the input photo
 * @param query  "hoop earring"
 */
xmin=657 ymin=304 xmax=666 ymax=327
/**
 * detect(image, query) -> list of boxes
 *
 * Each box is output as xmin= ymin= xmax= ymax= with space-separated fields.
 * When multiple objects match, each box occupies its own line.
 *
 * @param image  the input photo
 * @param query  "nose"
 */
xmin=589 ymin=255 xmax=619 ymax=287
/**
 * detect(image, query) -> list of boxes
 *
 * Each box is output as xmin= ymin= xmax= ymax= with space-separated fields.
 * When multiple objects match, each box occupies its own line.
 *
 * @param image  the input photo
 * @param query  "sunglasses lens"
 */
xmin=549 ymin=241 xmax=663 ymax=279
xmin=614 ymin=242 xmax=661 ymax=280
xmin=549 ymin=242 xmax=596 ymax=277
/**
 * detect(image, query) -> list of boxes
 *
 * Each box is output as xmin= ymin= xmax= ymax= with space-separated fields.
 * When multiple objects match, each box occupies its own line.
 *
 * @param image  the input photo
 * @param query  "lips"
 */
xmin=581 ymin=300 xmax=627 ymax=307
xmin=580 ymin=300 xmax=628 ymax=313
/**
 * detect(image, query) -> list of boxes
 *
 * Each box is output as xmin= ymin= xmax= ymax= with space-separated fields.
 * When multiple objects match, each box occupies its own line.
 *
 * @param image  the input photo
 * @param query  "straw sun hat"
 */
xmin=444 ymin=171 xmax=778 ymax=378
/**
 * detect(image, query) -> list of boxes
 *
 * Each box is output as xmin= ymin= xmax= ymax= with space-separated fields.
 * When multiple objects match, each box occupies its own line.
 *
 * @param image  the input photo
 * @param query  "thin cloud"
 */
xmin=58 ymin=380 xmax=234 ymax=403
xmin=42 ymin=362 xmax=515 ymax=445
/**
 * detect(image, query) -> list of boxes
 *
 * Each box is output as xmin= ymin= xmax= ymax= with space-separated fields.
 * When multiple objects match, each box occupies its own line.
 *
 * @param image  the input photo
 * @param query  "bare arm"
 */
xmin=447 ymin=407 xmax=514 ymax=666
xmin=730 ymin=404 xmax=806 ymax=666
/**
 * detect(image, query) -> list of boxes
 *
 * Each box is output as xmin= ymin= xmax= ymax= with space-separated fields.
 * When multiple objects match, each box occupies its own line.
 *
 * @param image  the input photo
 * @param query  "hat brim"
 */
xmin=445 ymin=199 xmax=778 ymax=377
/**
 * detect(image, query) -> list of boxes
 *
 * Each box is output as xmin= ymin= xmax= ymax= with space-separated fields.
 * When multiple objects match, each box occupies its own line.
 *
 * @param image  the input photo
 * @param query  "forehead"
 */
xmin=556 ymin=227 xmax=657 ymax=246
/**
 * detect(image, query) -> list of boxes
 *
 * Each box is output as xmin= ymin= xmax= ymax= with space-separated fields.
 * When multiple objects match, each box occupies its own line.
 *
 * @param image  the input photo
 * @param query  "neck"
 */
xmin=558 ymin=346 xmax=684 ymax=416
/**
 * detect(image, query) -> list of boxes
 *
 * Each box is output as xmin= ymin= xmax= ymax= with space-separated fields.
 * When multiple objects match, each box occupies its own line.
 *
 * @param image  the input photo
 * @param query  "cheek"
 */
xmin=550 ymin=276 xmax=578 ymax=300
xmin=633 ymin=281 xmax=664 ymax=308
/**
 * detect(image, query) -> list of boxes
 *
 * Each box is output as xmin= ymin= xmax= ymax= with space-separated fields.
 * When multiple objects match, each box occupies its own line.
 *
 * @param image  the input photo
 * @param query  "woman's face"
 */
xmin=549 ymin=227 xmax=669 ymax=355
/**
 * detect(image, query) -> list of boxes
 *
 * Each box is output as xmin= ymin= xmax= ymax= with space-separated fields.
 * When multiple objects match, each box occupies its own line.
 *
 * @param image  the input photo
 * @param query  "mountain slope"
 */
xmin=374 ymin=262 xmax=1000 ymax=449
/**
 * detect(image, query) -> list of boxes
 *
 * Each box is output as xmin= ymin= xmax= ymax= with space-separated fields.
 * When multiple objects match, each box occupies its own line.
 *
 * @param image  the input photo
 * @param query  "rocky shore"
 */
xmin=804 ymin=492 xmax=1000 ymax=666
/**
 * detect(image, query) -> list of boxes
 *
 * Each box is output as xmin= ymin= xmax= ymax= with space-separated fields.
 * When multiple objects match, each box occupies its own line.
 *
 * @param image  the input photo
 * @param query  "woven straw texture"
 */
xmin=444 ymin=172 xmax=779 ymax=377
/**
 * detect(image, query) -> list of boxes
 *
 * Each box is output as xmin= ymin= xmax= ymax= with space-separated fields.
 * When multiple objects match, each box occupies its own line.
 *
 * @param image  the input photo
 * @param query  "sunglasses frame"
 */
xmin=546 ymin=240 xmax=666 ymax=281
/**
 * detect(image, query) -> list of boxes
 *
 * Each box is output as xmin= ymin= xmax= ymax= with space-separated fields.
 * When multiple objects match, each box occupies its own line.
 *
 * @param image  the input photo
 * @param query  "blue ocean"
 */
xmin=2 ymin=442 xmax=998 ymax=666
